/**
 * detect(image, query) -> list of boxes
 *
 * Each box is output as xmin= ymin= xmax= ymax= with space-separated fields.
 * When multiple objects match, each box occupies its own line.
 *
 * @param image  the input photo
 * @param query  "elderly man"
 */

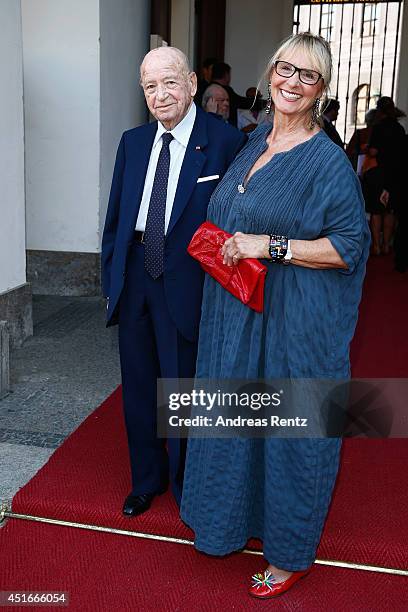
xmin=202 ymin=83 xmax=230 ymax=122
xmin=101 ymin=47 xmax=246 ymax=517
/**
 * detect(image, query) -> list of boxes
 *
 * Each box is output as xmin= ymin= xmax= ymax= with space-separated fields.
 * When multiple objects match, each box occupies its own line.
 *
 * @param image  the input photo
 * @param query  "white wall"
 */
xmin=396 ymin=2 xmax=408 ymax=131
xmin=225 ymin=0 xmax=293 ymax=96
xmin=22 ymin=0 xmax=100 ymax=253
xmin=0 ymin=0 xmax=26 ymax=294
xmin=99 ymin=0 xmax=150 ymax=243
xmin=171 ymin=0 xmax=195 ymax=62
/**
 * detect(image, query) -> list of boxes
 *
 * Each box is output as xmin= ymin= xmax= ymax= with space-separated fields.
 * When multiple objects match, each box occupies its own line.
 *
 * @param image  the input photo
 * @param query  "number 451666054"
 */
xmin=0 ymin=592 xmax=69 ymax=606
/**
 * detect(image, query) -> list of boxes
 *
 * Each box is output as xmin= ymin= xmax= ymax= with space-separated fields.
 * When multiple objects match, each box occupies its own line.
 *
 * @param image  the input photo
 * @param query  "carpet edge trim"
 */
xmin=2 ymin=509 xmax=407 ymax=577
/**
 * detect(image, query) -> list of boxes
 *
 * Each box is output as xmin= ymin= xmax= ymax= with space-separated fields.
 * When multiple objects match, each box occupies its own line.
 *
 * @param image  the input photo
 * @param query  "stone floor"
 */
xmin=0 ymin=295 xmax=121 ymax=505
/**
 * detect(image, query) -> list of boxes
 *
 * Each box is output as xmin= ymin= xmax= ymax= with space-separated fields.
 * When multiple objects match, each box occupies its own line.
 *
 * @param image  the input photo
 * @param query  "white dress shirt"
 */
xmin=135 ymin=102 xmax=197 ymax=233
xmin=237 ymin=108 xmax=270 ymax=130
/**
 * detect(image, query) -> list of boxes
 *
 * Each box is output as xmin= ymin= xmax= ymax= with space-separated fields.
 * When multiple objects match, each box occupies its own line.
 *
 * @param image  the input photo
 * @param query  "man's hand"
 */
xmin=206 ymin=96 xmax=219 ymax=114
xmin=221 ymin=232 xmax=269 ymax=266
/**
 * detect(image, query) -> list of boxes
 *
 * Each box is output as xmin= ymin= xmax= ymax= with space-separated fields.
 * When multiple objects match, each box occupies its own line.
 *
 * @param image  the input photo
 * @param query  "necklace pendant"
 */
xmin=238 ymin=184 xmax=245 ymax=193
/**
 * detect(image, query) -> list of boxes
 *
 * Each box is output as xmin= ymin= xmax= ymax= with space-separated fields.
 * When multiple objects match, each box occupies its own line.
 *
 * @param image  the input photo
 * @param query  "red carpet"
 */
xmin=7 ymin=387 xmax=408 ymax=572
xmin=350 ymin=254 xmax=408 ymax=377
xmin=1 ymin=520 xmax=407 ymax=612
xmin=1 ymin=254 xmax=407 ymax=610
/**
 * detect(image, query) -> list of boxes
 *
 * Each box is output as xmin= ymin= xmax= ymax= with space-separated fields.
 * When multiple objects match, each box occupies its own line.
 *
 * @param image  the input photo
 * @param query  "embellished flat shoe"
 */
xmin=249 ymin=568 xmax=311 ymax=598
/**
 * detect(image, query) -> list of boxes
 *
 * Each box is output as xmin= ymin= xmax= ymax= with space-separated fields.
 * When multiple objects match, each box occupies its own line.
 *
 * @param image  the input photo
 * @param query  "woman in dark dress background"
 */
xmin=362 ymin=96 xmax=406 ymax=256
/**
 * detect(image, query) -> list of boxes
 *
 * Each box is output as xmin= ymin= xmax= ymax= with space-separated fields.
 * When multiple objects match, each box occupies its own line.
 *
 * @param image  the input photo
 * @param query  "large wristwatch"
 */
xmin=282 ymin=240 xmax=292 ymax=265
xmin=268 ymin=235 xmax=291 ymax=263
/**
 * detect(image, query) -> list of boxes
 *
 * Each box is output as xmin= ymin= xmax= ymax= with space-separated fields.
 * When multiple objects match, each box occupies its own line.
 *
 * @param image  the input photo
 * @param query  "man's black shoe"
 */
xmin=122 ymin=493 xmax=155 ymax=517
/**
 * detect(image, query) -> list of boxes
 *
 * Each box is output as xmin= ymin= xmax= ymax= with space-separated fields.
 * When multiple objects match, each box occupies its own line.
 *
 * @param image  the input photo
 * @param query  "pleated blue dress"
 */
xmin=180 ymin=125 xmax=370 ymax=571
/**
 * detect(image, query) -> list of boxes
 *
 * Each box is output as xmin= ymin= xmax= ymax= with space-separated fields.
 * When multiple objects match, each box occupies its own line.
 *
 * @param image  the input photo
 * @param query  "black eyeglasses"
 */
xmin=273 ymin=60 xmax=322 ymax=86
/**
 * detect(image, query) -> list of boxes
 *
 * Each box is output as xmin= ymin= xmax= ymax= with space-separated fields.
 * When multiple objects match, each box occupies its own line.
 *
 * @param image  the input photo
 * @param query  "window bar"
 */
xmin=379 ymin=2 xmax=389 ymax=96
xmin=354 ymin=6 xmax=365 ymax=131
xmin=318 ymin=3 xmax=323 ymax=36
xmin=293 ymin=1 xmax=297 ymax=35
xmin=343 ymin=3 xmax=357 ymax=143
xmin=308 ymin=3 xmax=312 ymax=32
xmin=391 ymin=0 xmax=403 ymax=99
xmin=329 ymin=6 xmax=334 ymax=42
xmin=294 ymin=2 xmax=300 ymax=35
xmin=367 ymin=5 xmax=378 ymax=113
xmin=334 ymin=4 xmax=345 ymax=101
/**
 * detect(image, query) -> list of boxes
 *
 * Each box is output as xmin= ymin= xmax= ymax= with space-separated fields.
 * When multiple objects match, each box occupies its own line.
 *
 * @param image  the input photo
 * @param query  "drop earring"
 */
xmin=265 ymin=84 xmax=272 ymax=115
xmin=310 ymin=97 xmax=321 ymax=129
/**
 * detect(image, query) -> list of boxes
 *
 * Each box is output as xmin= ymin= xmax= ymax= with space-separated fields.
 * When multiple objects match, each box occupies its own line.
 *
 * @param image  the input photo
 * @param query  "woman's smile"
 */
xmin=280 ymin=89 xmax=302 ymax=101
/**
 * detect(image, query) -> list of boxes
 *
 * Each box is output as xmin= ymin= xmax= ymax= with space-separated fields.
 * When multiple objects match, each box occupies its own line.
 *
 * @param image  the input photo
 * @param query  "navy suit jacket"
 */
xmin=101 ymin=106 xmax=246 ymax=342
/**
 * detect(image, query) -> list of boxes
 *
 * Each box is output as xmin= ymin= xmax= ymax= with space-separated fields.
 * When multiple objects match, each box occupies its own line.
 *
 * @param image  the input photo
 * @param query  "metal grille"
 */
xmin=293 ymin=1 xmax=404 ymax=144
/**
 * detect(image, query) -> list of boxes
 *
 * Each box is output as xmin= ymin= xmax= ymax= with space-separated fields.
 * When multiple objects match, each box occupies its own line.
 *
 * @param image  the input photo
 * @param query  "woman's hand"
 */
xmin=221 ymin=233 xmax=348 ymax=270
xmin=380 ymin=189 xmax=389 ymax=207
xmin=221 ymin=232 xmax=269 ymax=266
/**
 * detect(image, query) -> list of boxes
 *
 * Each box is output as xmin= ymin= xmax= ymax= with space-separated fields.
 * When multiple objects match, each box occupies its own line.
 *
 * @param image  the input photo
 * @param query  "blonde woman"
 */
xmin=181 ymin=33 xmax=370 ymax=599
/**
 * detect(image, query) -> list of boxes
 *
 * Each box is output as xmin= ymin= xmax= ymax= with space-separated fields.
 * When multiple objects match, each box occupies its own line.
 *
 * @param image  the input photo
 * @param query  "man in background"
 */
xmin=323 ymin=98 xmax=343 ymax=148
xmin=195 ymin=56 xmax=218 ymax=106
xmin=202 ymin=83 xmax=230 ymax=122
xmin=211 ymin=61 xmax=256 ymax=127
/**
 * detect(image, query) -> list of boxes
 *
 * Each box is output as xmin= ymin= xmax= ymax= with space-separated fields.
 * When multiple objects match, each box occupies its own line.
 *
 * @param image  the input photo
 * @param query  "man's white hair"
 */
xmin=202 ymin=84 xmax=228 ymax=110
xmin=140 ymin=46 xmax=192 ymax=82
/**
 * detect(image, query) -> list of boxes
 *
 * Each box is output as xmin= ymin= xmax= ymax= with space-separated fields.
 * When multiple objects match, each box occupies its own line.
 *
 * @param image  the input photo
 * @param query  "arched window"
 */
xmin=353 ymin=84 xmax=380 ymax=126
xmin=353 ymin=84 xmax=370 ymax=126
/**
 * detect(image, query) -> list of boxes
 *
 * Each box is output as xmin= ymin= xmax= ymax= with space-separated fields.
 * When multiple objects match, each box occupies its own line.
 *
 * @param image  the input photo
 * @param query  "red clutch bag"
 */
xmin=187 ymin=221 xmax=267 ymax=313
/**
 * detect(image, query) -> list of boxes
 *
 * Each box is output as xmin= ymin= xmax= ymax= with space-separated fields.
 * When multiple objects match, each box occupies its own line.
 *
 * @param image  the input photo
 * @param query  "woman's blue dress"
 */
xmin=180 ymin=125 xmax=370 ymax=571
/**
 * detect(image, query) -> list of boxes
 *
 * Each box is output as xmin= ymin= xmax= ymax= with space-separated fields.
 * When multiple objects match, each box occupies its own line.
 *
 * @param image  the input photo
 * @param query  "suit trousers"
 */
xmin=118 ymin=240 xmax=198 ymax=504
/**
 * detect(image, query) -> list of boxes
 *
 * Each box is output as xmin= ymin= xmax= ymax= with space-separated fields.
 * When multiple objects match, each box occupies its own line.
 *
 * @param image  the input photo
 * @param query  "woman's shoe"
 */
xmin=249 ymin=568 xmax=311 ymax=598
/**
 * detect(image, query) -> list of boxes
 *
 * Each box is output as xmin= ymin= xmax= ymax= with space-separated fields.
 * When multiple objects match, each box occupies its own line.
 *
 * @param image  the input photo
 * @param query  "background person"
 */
xmin=346 ymin=108 xmax=377 ymax=173
xmin=181 ymin=33 xmax=370 ymax=600
xmin=323 ymin=98 xmax=343 ymax=148
xmin=195 ymin=56 xmax=218 ymax=106
xmin=201 ymin=83 xmax=230 ymax=122
xmin=211 ymin=61 xmax=257 ymax=127
xmin=366 ymin=96 xmax=406 ymax=257
xmin=237 ymin=87 xmax=270 ymax=133
xmin=101 ymin=47 xmax=246 ymax=518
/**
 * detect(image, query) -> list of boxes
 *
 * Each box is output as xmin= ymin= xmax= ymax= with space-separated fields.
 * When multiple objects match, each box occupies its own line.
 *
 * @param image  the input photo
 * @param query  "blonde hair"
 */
xmin=263 ymin=32 xmax=332 ymax=107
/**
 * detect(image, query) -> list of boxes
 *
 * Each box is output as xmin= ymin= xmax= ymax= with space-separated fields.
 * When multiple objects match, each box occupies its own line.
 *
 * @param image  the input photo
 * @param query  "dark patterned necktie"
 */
xmin=144 ymin=132 xmax=173 ymax=279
